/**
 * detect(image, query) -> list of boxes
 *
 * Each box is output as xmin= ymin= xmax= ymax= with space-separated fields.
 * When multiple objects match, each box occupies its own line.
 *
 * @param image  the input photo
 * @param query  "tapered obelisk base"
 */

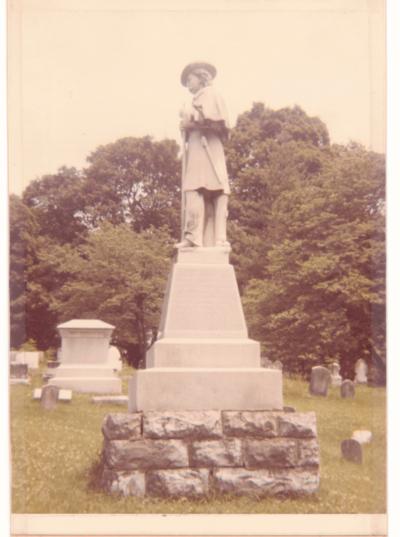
xmin=129 ymin=247 xmax=283 ymax=411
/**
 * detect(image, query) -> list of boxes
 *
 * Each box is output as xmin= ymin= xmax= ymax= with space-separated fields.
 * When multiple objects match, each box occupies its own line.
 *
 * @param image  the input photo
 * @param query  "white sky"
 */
xmin=8 ymin=0 xmax=385 ymax=194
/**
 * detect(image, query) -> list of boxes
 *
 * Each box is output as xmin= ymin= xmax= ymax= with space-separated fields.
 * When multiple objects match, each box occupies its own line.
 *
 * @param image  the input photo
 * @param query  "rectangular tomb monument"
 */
xmin=48 ymin=319 xmax=121 ymax=394
xmin=129 ymin=246 xmax=283 ymax=411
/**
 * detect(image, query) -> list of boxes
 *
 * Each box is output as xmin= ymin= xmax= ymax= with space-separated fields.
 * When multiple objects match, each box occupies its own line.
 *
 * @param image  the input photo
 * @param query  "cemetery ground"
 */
xmin=10 ymin=362 xmax=386 ymax=514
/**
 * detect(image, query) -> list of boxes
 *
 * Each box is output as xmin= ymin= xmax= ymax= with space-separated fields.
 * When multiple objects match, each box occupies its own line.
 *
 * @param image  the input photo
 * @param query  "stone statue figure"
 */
xmin=176 ymin=62 xmax=230 ymax=248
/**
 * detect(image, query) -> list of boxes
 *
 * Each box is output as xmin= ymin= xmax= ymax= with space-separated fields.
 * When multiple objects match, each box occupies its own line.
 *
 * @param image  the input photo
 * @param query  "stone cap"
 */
xmin=57 ymin=319 xmax=115 ymax=330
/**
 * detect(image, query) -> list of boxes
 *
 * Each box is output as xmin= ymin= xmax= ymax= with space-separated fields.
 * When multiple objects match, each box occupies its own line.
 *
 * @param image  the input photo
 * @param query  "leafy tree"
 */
xmin=22 ymin=166 xmax=87 ymax=245
xmin=226 ymin=104 xmax=330 ymax=288
xmin=44 ymin=223 xmax=173 ymax=366
xmin=83 ymin=137 xmax=181 ymax=237
xmin=9 ymin=195 xmax=39 ymax=348
xmin=241 ymin=141 xmax=385 ymax=379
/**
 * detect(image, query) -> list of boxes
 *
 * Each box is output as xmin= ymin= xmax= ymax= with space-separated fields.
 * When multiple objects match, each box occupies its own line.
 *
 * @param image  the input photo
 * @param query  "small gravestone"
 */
xmin=341 ymin=438 xmax=362 ymax=463
xmin=354 ymin=358 xmax=368 ymax=384
xmin=341 ymin=379 xmax=355 ymax=398
xmin=10 ymin=351 xmax=18 ymax=362
xmin=58 ymin=389 xmax=72 ymax=402
xmin=10 ymin=363 xmax=28 ymax=379
xmin=283 ymin=406 xmax=296 ymax=413
xmin=15 ymin=351 xmax=40 ymax=369
xmin=309 ymin=366 xmax=330 ymax=396
xmin=352 ymin=430 xmax=372 ymax=444
xmin=330 ymin=362 xmax=342 ymax=387
xmin=33 ymin=388 xmax=42 ymax=400
xmin=40 ymin=385 xmax=59 ymax=410
xmin=92 ymin=395 xmax=128 ymax=405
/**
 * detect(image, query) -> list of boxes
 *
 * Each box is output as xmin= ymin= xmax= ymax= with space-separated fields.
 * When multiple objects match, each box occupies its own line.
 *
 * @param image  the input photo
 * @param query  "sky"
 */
xmin=8 ymin=0 xmax=385 ymax=194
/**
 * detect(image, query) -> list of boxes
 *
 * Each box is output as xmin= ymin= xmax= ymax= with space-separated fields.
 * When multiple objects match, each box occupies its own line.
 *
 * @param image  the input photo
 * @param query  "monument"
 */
xmin=129 ymin=62 xmax=282 ymax=412
xmin=48 ymin=319 xmax=121 ymax=394
xmin=99 ymin=63 xmax=319 ymax=498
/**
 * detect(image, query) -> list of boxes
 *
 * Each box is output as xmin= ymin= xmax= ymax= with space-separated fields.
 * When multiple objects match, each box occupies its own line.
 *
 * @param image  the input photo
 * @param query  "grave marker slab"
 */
xmin=40 ymin=385 xmax=59 ymax=410
xmin=309 ymin=366 xmax=330 ymax=396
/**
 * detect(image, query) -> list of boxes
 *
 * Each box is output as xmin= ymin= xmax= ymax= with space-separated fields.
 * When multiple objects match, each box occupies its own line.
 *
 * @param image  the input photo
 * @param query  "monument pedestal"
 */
xmin=49 ymin=319 xmax=121 ymax=394
xmin=129 ymin=247 xmax=283 ymax=411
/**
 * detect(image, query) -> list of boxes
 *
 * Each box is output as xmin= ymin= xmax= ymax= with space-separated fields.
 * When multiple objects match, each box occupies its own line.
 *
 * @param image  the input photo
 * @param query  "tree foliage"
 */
xmin=40 ymin=223 xmax=173 ymax=366
xmin=83 ymin=137 xmax=181 ymax=236
xmin=10 ymin=107 xmax=385 ymax=382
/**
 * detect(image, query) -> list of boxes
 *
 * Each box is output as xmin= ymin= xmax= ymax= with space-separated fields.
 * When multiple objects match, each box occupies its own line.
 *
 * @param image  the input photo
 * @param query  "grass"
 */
xmin=10 ymin=364 xmax=386 ymax=514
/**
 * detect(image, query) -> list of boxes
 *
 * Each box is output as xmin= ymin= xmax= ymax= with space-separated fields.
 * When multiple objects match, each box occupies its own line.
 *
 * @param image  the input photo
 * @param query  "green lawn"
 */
xmin=10 ymin=365 xmax=386 ymax=514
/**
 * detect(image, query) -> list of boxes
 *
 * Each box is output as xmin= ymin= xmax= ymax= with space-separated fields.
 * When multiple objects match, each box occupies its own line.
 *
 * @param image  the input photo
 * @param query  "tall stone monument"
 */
xmin=101 ymin=63 xmax=320 ymax=499
xmin=128 ymin=62 xmax=282 ymax=412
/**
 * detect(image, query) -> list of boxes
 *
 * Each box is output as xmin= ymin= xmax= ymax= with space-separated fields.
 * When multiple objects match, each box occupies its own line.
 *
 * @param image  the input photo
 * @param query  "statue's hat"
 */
xmin=180 ymin=62 xmax=217 ymax=86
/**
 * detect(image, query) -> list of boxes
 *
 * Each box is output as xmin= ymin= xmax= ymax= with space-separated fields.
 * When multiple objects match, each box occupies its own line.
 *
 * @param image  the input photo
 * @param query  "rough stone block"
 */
xmin=277 ymin=412 xmax=317 ymax=438
xmin=244 ymin=438 xmax=298 ymax=468
xmin=222 ymin=411 xmax=277 ymax=437
xmin=212 ymin=467 xmax=319 ymax=496
xmin=143 ymin=411 xmax=222 ymax=439
xmin=341 ymin=438 xmax=362 ymax=464
xmin=297 ymin=439 xmax=320 ymax=467
xmin=101 ymin=468 xmax=145 ymax=496
xmin=191 ymin=438 xmax=242 ymax=467
xmin=102 ymin=413 xmax=142 ymax=441
xmin=104 ymin=439 xmax=188 ymax=471
xmin=146 ymin=469 xmax=209 ymax=497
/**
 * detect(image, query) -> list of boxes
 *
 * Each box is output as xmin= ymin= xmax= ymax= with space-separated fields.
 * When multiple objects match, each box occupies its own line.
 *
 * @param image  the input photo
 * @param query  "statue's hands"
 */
xmin=180 ymin=118 xmax=197 ymax=131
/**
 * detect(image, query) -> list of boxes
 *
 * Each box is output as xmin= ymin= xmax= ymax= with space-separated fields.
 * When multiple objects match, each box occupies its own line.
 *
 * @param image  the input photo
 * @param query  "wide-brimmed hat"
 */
xmin=180 ymin=62 xmax=217 ymax=86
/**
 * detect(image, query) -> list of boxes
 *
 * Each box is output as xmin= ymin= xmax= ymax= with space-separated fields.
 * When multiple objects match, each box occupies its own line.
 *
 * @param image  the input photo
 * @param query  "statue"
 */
xmin=176 ymin=62 xmax=230 ymax=248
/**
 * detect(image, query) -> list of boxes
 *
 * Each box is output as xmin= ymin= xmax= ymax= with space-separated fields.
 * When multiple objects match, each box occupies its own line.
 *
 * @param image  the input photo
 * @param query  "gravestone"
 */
xmin=33 ymin=388 xmax=72 ymax=402
xmin=341 ymin=438 xmax=362 ymax=464
xmin=354 ymin=359 xmax=368 ymax=384
xmin=107 ymin=346 xmax=122 ymax=372
xmin=48 ymin=319 xmax=121 ymax=394
xmin=330 ymin=362 xmax=342 ymax=387
xmin=40 ymin=385 xmax=59 ymax=410
xmin=309 ymin=366 xmax=330 ymax=396
xmin=15 ymin=351 xmax=40 ymax=369
xmin=10 ymin=363 xmax=28 ymax=379
xmin=352 ymin=430 xmax=372 ymax=444
xmin=341 ymin=379 xmax=355 ymax=398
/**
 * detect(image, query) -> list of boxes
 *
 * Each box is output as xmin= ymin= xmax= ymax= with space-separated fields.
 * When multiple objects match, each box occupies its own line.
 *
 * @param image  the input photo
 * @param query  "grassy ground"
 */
xmin=10 ymin=364 xmax=386 ymax=514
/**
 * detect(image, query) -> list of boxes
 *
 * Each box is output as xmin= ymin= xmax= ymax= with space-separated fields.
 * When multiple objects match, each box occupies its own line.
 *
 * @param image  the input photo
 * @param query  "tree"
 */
xmin=241 ymin=141 xmax=385 ymax=378
xmin=9 ymin=195 xmax=39 ymax=348
xmin=226 ymin=103 xmax=330 ymax=289
xmin=22 ymin=166 xmax=88 ymax=245
xmin=83 ymin=137 xmax=181 ymax=237
xmin=45 ymin=223 xmax=173 ymax=366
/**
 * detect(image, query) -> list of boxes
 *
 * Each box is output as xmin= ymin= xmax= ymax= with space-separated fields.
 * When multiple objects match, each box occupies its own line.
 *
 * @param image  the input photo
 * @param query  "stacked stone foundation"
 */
xmin=99 ymin=410 xmax=320 ymax=498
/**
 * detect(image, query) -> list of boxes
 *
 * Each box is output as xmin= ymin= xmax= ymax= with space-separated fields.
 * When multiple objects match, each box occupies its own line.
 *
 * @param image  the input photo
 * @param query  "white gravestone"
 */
xmin=15 ymin=351 xmax=40 ymax=369
xmin=330 ymin=362 xmax=342 ymax=387
xmin=354 ymin=358 xmax=368 ymax=384
xmin=48 ymin=319 xmax=121 ymax=394
xmin=107 ymin=346 xmax=122 ymax=372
